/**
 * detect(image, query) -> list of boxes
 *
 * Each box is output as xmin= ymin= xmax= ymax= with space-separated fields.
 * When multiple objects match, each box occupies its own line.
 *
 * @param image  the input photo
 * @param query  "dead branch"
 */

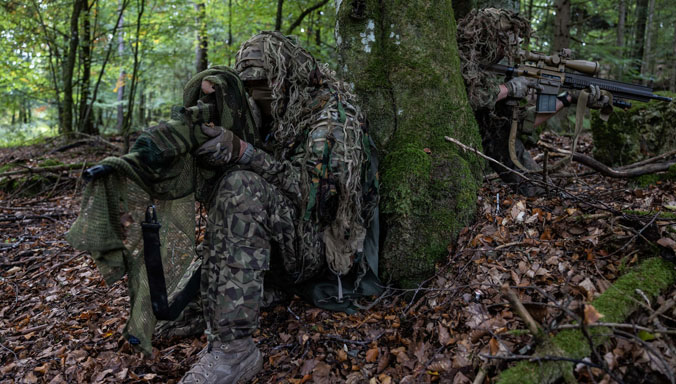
xmin=619 ymin=149 xmax=676 ymax=170
xmin=538 ymin=141 xmax=676 ymax=178
xmin=501 ymin=283 xmax=542 ymax=336
xmin=0 ymin=163 xmax=94 ymax=178
xmin=553 ymin=322 xmax=676 ymax=336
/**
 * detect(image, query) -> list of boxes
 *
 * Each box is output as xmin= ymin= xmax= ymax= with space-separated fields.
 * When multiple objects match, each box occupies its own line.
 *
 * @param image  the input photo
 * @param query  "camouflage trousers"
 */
xmin=202 ymin=170 xmax=299 ymax=342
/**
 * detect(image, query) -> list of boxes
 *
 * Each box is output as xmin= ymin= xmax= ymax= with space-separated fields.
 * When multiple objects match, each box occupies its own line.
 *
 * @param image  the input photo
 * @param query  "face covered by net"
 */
xmin=457 ymin=8 xmax=532 ymax=110
xmin=235 ymin=31 xmax=325 ymax=149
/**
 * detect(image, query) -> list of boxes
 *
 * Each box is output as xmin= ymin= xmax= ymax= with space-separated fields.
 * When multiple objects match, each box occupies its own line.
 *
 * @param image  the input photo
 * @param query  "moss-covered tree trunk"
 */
xmin=336 ymin=0 xmax=483 ymax=287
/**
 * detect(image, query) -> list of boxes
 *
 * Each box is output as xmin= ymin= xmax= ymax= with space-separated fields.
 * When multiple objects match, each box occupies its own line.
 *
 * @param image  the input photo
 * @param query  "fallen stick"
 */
xmin=0 ymin=163 xmax=95 ymax=178
xmin=538 ymin=142 xmax=676 ymax=178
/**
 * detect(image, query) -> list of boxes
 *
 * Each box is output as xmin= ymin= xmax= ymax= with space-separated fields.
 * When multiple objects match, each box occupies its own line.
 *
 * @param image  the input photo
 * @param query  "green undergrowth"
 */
xmin=591 ymin=91 xmax=676 ymax=167
xmin=497 ymin=257 xmax=676 ymax=384
xmin=632 ymin=163 xmax=676 ymax=187
xmin=623 ymin=209 xmax=676 ymax=220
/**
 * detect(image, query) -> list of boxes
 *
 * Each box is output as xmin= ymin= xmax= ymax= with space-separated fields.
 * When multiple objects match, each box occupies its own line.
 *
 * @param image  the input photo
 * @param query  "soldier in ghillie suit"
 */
xmin=457 ymin=8 xmax=609 ymax=195
xmin=177 ymin=31 xmax=380 ymax=383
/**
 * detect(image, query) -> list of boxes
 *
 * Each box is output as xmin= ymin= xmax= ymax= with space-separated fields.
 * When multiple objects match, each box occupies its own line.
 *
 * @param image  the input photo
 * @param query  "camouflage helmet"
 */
xmin=235 ymin=31 xmax=321 ymax=87
xmin=235 ymin=34 xmax=268 ymax=82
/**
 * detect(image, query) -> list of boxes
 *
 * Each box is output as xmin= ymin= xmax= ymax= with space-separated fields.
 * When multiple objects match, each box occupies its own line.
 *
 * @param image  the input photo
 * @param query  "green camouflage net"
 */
xmin=66 ymin=157 xmax=198 ymax=354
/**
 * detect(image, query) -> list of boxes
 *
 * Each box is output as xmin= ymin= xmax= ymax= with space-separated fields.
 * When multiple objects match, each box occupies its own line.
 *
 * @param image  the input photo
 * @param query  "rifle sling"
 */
xmin=142 ymin=208 xmax=201 ymax=321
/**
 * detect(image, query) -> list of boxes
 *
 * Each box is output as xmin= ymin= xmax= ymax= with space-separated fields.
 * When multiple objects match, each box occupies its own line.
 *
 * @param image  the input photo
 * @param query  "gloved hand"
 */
xmin=505 ymin=77 xmax=543 ymax=99
xmin=570 ymin=85 xmax=611 ymax=109
xmin=196 ymin=124 xmax=244 ymax=167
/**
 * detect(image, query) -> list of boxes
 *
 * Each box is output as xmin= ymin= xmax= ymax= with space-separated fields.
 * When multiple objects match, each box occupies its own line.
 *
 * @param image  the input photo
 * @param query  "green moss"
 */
xmin=497 ymin=257 xmax=676 ymax=384
xmin=338 ymin=0 xmax=483 ymax=287
xmin=623 ymin=209 xmax=676 ymax=220
xmin=38 ymin=159 xmax=63 ymax=167
xmin=591 ymin=91 xmax=676 ymax=167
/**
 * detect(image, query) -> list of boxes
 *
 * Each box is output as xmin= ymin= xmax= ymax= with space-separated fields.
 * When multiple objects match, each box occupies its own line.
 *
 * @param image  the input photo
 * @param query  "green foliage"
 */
xmin=0 ymin=0 xmax=339 ymax=143
xmin=591 ymin=91 xmax=676 ymax=167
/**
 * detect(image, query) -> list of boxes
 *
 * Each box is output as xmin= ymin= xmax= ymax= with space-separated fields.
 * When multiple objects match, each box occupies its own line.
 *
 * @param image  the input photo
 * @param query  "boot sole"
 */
xmin=236 ymin=348 xmax=263 ymax=383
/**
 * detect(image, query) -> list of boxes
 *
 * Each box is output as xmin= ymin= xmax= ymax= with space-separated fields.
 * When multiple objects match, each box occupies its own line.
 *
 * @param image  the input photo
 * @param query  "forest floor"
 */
xmin=1 ymin=133 xmax=675 ymax=384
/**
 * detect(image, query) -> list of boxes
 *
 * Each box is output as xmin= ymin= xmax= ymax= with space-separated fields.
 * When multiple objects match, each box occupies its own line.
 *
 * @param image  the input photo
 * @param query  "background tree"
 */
xmin=336 ymin=0 xmax=483 ymax=286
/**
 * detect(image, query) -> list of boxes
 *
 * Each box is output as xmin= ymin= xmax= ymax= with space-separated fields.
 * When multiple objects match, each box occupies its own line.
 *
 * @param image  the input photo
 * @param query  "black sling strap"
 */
xmin=141 ymin=206 xmax=201 ymax=321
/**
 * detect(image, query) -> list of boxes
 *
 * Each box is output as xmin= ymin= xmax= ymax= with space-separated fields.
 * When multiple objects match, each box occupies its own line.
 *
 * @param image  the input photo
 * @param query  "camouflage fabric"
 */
xmin=202 ymin=170 xmax=301 ymax=342
xmin=66 ymin=67 xmax=255 ymax=353
xmin=235 ymin=32 xmax=378 ymax=280
xmin=457 ymin=9 xmax=541 ymax=196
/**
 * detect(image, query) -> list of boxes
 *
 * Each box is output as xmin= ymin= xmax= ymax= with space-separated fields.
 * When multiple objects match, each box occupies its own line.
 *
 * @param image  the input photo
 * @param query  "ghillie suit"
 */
xmin=458 ymin=8 xmax=541 ymax=196
xmin=235 ymin=31 xmax=380 ymax=310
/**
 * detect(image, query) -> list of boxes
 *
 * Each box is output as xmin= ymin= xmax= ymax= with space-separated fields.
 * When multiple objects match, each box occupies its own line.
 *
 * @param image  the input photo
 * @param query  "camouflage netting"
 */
xmin=457 ymin=8 xmax=531 ymax=111
xmin=67 ymin=67 xmax=254 ymax=354
xmin=66 ymin=156 xmax=199 ymax=355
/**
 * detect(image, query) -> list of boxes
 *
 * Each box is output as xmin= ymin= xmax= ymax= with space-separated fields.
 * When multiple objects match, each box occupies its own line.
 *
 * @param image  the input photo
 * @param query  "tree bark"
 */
xmin=336 ymin=0 xmax=483 ymax=287
xmin=228 ymin=0 xmax=233 ymax=66
xmin=615 ymin=0 xmax=626 ymax=80
xmin=78 ymin=1 xmax=96 ymax=134
xmin=553 ymin=0 xmax=571 ymax=52
xmin=476 ymin=0 xmax=518 ymax=11
xmin=640 ymin=0 xmax=655 ymax=86
xmin=672 ymin=19 xmax=676 ymax=92
xmin=62 ymin=0 xmax=85 ymax=134
xmin=116 ymin=1 xmax=125 ymax=133
xmin=194 ymin=0 xmax=208 ymax=73
xmin=632 ymin=0 xmax=649 ymax=74
xmin=122 ymin=0 xmax=145 ymax=152
xmin=275 ymin=0 xmax=284 ymax=31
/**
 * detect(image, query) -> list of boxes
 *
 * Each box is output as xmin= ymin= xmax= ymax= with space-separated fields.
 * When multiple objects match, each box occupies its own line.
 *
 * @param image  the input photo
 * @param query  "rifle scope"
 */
xmin=518 ymin=50 xmax=599 ymax=76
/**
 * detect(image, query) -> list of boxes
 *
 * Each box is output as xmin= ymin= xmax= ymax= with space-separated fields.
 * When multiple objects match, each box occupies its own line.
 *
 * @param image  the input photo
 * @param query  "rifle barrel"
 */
xmin=487 ymin=64 xmax=672 ymax=104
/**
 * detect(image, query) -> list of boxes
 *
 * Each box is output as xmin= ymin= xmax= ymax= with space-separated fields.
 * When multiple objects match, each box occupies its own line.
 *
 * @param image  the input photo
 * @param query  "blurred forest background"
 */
xmin=1 ymin=0 xmax=675 ymax=146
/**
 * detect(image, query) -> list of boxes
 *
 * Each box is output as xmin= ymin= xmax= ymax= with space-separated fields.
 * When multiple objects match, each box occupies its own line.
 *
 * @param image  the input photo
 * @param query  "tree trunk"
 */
xmin=632 ymin=0 xmax=649 ymax=74
xmin=116 ymin=2 xmax=125 ymax=133
xmin=228 ymin=0 xmax=233 ymax=66
xmin=477 ymin=0 xmax=518 ymax=10
xmin=640 ymin=0 xmax=655 ymax=85
xmin=62 ymin=0 xmax=85 ymax=134
xmin=671 ymin=19 xmax=676 ymax=92
xmin=336 ymin=0 xmax=483 ymax=287
xmin=138 ymin=82 xmax=146 ymax=127
xmin=615 ymin=0 xmax=626 ymax=80
xmin=78 ymin=1 xmax=96 ymax=134
xmin=553 ymin=0 xmax=571 ymax=52
xmin=275 ymin=0 xmax=284 ymax=31
xmin=194 ymin=0 xmax=208 ymax=73
xmin=122 ymin=0 xmax=145 ymax=152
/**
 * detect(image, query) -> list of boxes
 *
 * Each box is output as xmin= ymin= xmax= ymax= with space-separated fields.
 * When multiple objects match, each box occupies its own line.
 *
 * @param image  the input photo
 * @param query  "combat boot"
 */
xmin=178 ymin=337 xmax=263 ymax=384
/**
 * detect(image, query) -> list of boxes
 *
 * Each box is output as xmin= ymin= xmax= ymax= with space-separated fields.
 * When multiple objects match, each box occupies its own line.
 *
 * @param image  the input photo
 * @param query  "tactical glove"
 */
xmin=505 ymin=77 xmax=543 ymax=99
xmin=570 ymin=85 xmax=611 ymax=109
xmin=196 ymin=124 xmax=244 ymax=167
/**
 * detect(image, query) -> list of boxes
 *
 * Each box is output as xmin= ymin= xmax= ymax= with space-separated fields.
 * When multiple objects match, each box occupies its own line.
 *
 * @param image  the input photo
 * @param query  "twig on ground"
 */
xmin=33 ymin=251 xmax=87 ymax=279
xmin=502 ymin=283 xmax=541 ymax=336
xmin=323 ymin=331 xmax=385 ymax=345
xmin=553 ymin=322 xmax=676 ymax=335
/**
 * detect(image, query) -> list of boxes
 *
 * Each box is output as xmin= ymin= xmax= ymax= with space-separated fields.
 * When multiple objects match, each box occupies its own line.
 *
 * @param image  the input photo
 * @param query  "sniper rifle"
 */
xmin=488 ymin=49 xmax=672 ymax=112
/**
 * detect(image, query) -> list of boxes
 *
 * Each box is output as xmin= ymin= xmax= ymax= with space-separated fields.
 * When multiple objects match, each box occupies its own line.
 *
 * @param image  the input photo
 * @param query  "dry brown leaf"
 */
xmin=337 ymin=348 xmax=348 ymax=362
xmin=33 ymin=362 xmax=50 ymax=374
xmin=584 ymin=304 xmax=604 ymax=325
xmin=366 ymin=347 xmax=379 ymax=363
xmin=489 ymin=337 xmax=500 ymax=355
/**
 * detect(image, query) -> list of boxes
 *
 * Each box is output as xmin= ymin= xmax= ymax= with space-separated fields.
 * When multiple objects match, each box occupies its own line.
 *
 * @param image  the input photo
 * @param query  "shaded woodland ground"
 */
xmin=1 ymin=132 xmax=675 ymax=383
